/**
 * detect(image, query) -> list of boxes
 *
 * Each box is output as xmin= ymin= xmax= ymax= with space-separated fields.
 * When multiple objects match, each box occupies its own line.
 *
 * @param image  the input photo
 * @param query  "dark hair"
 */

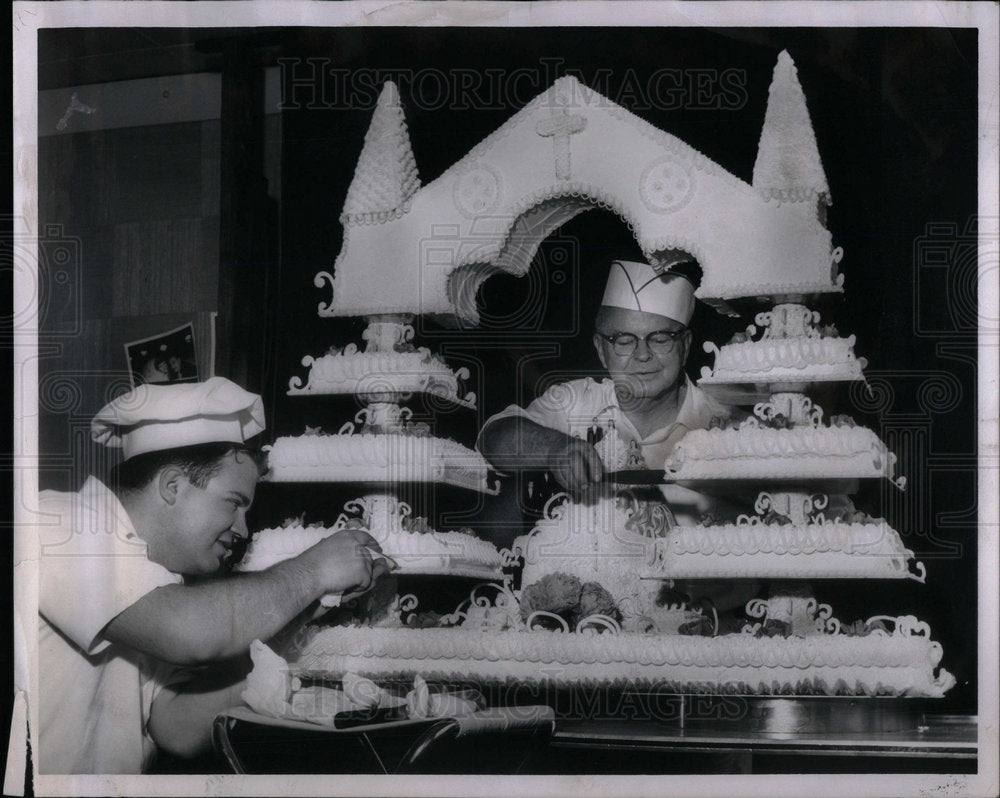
xmin=108 ymin=442 xmax=268 ymax=496
xmin=662 ymin=259 xmax=702 ymax=288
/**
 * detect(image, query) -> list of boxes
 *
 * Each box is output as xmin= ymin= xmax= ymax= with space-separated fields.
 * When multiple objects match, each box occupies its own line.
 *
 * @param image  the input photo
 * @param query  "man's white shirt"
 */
xmin=36 ymin=476 xmax=186 ymax=774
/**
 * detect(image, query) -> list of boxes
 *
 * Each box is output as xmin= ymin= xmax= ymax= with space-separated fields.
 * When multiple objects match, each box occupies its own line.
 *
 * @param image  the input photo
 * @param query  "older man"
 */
xmin=480 ymin=257 xmax=731 ymax=510
xmin=36 ymin=377 xmax=392 ymax=773
xmin=479 ymin=257 xmax=758 ymax=620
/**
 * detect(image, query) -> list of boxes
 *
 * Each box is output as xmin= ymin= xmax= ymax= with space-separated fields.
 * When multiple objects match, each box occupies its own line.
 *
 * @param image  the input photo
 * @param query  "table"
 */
xmin=542 ymin=700 xmax=977 ymax=774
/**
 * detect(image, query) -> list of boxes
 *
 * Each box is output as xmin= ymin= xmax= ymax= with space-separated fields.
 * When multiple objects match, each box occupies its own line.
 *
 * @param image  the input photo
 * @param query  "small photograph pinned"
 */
xmin=125 ymin=322 xmax=200 ymax=387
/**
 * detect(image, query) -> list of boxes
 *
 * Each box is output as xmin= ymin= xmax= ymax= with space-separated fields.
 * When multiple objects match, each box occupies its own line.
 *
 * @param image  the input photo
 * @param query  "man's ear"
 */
xmin=593 ymin=334 xmax=609 ymax=370
xmin=157 ymin=466 xmax=186 ymax=506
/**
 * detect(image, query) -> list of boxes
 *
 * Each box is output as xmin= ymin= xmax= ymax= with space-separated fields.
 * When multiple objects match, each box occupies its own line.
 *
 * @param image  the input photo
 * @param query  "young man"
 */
xmin=36 ymin=377 xmax=392 ymax=773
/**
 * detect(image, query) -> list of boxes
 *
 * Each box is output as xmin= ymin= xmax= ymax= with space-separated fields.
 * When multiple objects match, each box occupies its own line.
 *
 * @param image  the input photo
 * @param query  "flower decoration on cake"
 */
xmin=519 ymin=572 xmax=621 ymax=630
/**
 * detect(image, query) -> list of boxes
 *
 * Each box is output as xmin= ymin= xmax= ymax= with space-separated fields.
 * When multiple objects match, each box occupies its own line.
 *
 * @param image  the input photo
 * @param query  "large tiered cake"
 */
xmin=249 ymin=52 xmax=954 ymax=709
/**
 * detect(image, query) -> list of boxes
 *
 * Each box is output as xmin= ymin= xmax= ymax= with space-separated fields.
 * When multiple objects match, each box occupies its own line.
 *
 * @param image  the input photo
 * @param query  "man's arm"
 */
xmin=104 ymin=528 xmax=392 ymax=665
xmin=479 ymin=415 xmax=604 ymax=498
xmin=148 ymin=656 xmax=250 ymax=760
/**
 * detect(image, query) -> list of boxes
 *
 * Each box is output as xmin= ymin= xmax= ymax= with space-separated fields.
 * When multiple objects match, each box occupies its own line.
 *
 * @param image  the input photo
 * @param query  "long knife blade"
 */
xmin=602 ymin=469 xmax=669 ymax=485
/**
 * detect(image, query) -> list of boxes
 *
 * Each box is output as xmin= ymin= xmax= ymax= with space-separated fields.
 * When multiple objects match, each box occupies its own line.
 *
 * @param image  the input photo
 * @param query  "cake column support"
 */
xmin=354 ymin=492 xmax=406 ymax=544
xmin=752 ymin=491 xmax=831 ymax=637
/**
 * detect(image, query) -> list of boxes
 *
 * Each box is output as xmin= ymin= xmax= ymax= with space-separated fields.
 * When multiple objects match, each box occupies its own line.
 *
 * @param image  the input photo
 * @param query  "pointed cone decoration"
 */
xmin=753 ymin=51 xmax=830 ymax=209
xmin=341 ymin=81 xmax=421 ymax=224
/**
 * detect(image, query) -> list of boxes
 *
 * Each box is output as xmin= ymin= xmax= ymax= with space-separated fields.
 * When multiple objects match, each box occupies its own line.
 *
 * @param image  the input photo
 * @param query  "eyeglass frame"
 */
xmin=595 ymin=327 xmax=689 ymax=357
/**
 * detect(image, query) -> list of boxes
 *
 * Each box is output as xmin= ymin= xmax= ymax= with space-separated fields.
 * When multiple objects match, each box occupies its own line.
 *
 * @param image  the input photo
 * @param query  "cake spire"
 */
xmin=341 ymin=81 xmax=421 ymax=224
xmin=753 ymin=51 xmax=831 ymax=213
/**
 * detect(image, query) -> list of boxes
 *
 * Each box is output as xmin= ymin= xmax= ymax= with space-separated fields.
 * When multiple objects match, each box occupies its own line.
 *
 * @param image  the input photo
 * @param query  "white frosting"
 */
xmin=518 ymin=494 xmax=671 ymax=619
xmin=645 ymin=521 xmax=925 ymax=580
xmin=700 ymin=304 xmax=866 ymax=385
xmin=238 ymin=521 xmax=502 ymax=578
xmin=289 ymin=624 xmax=955 ymax=698
xmin=323 ymin=67 xmax=839 ymax=324
xmin=664 ymin=425 xmax=898 ymax=482
xmin=264 ymin=433 xmax=496 ymax=493
xmin=341 ymin=81 xmax=421 ymax=225
xmin=701 ymin=336 xmax=866 ymax=384
xmin=752 ymin=51 xmax=830 ymax=205
xmin=288 ymin=348 xmax=474 ymax=406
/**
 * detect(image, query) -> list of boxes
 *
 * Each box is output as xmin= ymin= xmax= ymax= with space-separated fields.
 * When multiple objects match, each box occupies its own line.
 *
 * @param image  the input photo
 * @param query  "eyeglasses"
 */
xmin=596 ymin=328 xmax=688 ymax=357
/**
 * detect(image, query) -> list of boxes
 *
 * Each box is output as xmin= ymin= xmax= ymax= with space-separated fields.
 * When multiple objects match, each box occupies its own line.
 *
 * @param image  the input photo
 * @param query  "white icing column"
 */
xmin=347 ymin=315 xmax=423 ymax=546
xmin=346 ymin=493 xmax=407 ymax=546
xmin=748 ymin=309 xmax=840 ymax=636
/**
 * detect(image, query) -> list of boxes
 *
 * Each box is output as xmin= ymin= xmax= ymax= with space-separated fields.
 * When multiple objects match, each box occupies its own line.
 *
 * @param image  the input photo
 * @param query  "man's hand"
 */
xmin=544 ymin=434 xmax=605 ymax=499
xmin=299 ymin=528 xmax=397 ymax=600
xmin=480 ymin=415 xmax=605 ymax=500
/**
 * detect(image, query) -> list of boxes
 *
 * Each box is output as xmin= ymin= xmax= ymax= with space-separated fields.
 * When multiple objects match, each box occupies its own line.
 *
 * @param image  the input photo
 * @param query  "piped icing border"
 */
xmin=238 ymin=514 xmax=502 ymax=578
xmin=700 ymin=303 xmax=866 ymax=385
xmin=288 ymin=347 xmax=476 ymax=407
xmin=264 ymin=427 xmax=498 ymax=494
xmin=289 ymin=620 xmax=955 ymax=698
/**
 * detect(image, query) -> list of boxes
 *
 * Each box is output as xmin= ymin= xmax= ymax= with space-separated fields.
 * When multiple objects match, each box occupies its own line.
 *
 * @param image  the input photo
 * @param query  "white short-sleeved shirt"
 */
xmin=36 ymin=477 xmax=185 ymax=774
xmin=480 ymin=374 xmax=733 ymax=522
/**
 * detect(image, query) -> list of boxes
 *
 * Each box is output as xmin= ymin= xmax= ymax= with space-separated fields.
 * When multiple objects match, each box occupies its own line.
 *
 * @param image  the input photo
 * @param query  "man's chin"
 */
xmin=613 ymin=374 xmax=673 ymax=405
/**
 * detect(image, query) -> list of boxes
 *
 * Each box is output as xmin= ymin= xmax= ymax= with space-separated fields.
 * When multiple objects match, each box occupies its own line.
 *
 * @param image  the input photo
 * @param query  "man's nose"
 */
xmin=232 ymin=511 xmax=248 ymax=539
xmin=632 ymin=337 xmax=653 ymax=360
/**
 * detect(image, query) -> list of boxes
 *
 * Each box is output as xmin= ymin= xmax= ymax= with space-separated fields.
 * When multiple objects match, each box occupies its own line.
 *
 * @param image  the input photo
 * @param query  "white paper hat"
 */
xmin=92 ymin=377 xmax=266 ymax=460
xmin=600 ymin=259 xmax=697 ymax=325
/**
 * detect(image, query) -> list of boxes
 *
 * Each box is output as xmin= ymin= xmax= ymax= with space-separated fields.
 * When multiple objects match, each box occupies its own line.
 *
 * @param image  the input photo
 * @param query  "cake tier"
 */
xmin=289 ymin=624 xmax=955 ymax=698
xmin=699 ymin=304 xmax=867 ymax=387
xmin=238 ymin=522 xmax=502 ymax=580
xmin=264 ymin=433 xmax=497 ymax=493
xmin=517 ymin=494 xmax=671 ymax=620
xmin=700 ymin=335 xmax=866 ymax=386
xmin=664 ymin=425 xmax=900 ymax=483
xmin=643 ymin=521 xmax=925 ymax=580
xmin=288 ymin=349 xmax=475 ymax=407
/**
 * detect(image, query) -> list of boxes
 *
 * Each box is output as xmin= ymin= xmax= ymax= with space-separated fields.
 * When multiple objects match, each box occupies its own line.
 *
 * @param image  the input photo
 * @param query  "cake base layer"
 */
xmin=289 ymin=625 xmax=955 ymax=698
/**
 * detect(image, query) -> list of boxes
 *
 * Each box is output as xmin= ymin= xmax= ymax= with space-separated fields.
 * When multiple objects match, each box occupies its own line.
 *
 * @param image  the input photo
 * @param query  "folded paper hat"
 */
xmin=92 ymin=376 xmax=266 ymax=460
xmin=601 ymin=258 xmax=697 ymax=326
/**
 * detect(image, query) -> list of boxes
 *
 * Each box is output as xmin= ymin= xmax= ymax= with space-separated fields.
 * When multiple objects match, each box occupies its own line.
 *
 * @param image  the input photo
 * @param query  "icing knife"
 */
xmin=602 ymin=469 xmax=669 ymax=485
